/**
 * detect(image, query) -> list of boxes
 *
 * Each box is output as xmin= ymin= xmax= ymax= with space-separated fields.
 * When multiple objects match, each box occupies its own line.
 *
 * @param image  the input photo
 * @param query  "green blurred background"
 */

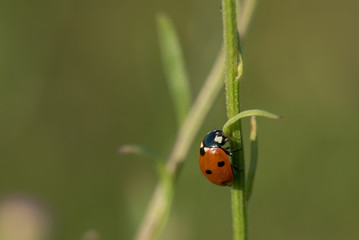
xmin=1 ymin=0 xmax=359 ymax=239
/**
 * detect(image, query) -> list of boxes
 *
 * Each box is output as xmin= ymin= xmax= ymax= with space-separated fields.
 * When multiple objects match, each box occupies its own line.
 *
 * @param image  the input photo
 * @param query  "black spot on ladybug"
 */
xmin=200 ymin=147 xmax=205 ymax=156
xmin=218 ymin=161 xmax=225 ymax=167
xmin=205 ymin=170 xmax=212 ymax=174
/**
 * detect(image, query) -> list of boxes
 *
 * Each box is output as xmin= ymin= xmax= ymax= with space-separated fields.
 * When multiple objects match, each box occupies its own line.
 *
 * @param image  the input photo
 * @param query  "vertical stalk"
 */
xmin=222 ymin=0 xmax=247 ymax=239
xmin=134 ymin=1 xmax=258 ymax=239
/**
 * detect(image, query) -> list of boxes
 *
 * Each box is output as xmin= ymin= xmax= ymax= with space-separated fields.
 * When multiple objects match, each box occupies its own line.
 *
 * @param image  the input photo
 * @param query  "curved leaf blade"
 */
xmin=156 ymin=13 xmax=191 ymax=126
xmin=223 ymin=109 xmax=281 ymax=135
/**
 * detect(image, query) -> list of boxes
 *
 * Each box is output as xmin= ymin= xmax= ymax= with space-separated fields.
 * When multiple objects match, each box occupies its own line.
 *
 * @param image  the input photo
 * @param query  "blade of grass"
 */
xmin=157 ymin=13 xmax=191 ymax=126
xmin=223 ymin=109 xmax=281 ymax=135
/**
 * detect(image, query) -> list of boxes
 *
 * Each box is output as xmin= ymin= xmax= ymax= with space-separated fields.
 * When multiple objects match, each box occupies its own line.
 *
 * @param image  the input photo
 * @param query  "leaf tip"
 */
xmin=156 ymin=12 xmax=168 ymax=25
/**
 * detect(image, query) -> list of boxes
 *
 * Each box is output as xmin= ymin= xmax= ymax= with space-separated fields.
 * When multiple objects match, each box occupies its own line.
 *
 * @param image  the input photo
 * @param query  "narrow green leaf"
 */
xmin=246 ymin=116 xmax=258 ymax=201
xmin=156 ymin=13 xmax=191 ymax=126
xmin=223 ymin=109 xmax=281 ymax=135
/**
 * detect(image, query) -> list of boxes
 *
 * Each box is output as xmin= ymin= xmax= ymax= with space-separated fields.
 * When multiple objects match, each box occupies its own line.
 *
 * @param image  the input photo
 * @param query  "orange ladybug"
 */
xmin=199 ymin=129 xmax=234 ymax=186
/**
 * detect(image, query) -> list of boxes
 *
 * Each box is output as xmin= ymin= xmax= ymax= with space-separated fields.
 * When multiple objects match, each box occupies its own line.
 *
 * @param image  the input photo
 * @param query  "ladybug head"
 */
xmin=202 ymin=129 xmax=228 ymax=148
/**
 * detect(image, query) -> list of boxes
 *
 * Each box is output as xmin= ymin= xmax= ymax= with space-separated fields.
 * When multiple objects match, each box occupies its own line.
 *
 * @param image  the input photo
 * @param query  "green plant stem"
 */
xmin=222 ymin=0 xmax=247 ymax=239
xmin=134 ymin=1 xmax=257 ymax=239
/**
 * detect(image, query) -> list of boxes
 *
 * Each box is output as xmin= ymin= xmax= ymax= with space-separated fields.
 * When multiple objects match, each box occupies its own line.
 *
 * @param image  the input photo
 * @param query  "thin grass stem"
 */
xmin=222 ymin=0 xmax=247 ymax=239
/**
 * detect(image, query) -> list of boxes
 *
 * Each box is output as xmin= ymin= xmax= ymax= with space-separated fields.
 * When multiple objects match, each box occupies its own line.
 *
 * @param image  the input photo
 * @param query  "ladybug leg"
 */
xmin=230 ymin=148 xmax=243 ymax=155
xmin=231 ymin=165 xmax=242 ymax=175
xmin=231 ymin=165 xmax=237 ymax=175
xmin=231 ymin=164 xmax=243 ymax=175
xmin=223 ymin=147 xmax=243 ymax=156
xmin=222 ymin=148 xmax=231 ymax=156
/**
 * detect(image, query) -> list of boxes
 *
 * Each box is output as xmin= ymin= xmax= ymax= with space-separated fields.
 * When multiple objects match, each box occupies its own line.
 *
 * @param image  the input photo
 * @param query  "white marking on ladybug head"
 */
xmin=204 ymin=147 xmax=210 ymax=152
xmin=200 ymin=142 xmax=203 ymax=148
xmin=214 ymin=135 xmax=223 ymax=144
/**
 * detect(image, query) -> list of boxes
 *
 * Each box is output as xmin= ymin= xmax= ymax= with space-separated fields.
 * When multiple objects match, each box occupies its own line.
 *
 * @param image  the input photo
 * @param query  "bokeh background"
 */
xmin=1 ymin=0 xmax=359 ymax=239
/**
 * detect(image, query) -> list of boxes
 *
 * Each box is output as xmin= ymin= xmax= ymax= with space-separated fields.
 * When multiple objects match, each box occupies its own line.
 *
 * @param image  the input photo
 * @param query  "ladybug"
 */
xmin=199 ymin=129 xmax=234 ymax=186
